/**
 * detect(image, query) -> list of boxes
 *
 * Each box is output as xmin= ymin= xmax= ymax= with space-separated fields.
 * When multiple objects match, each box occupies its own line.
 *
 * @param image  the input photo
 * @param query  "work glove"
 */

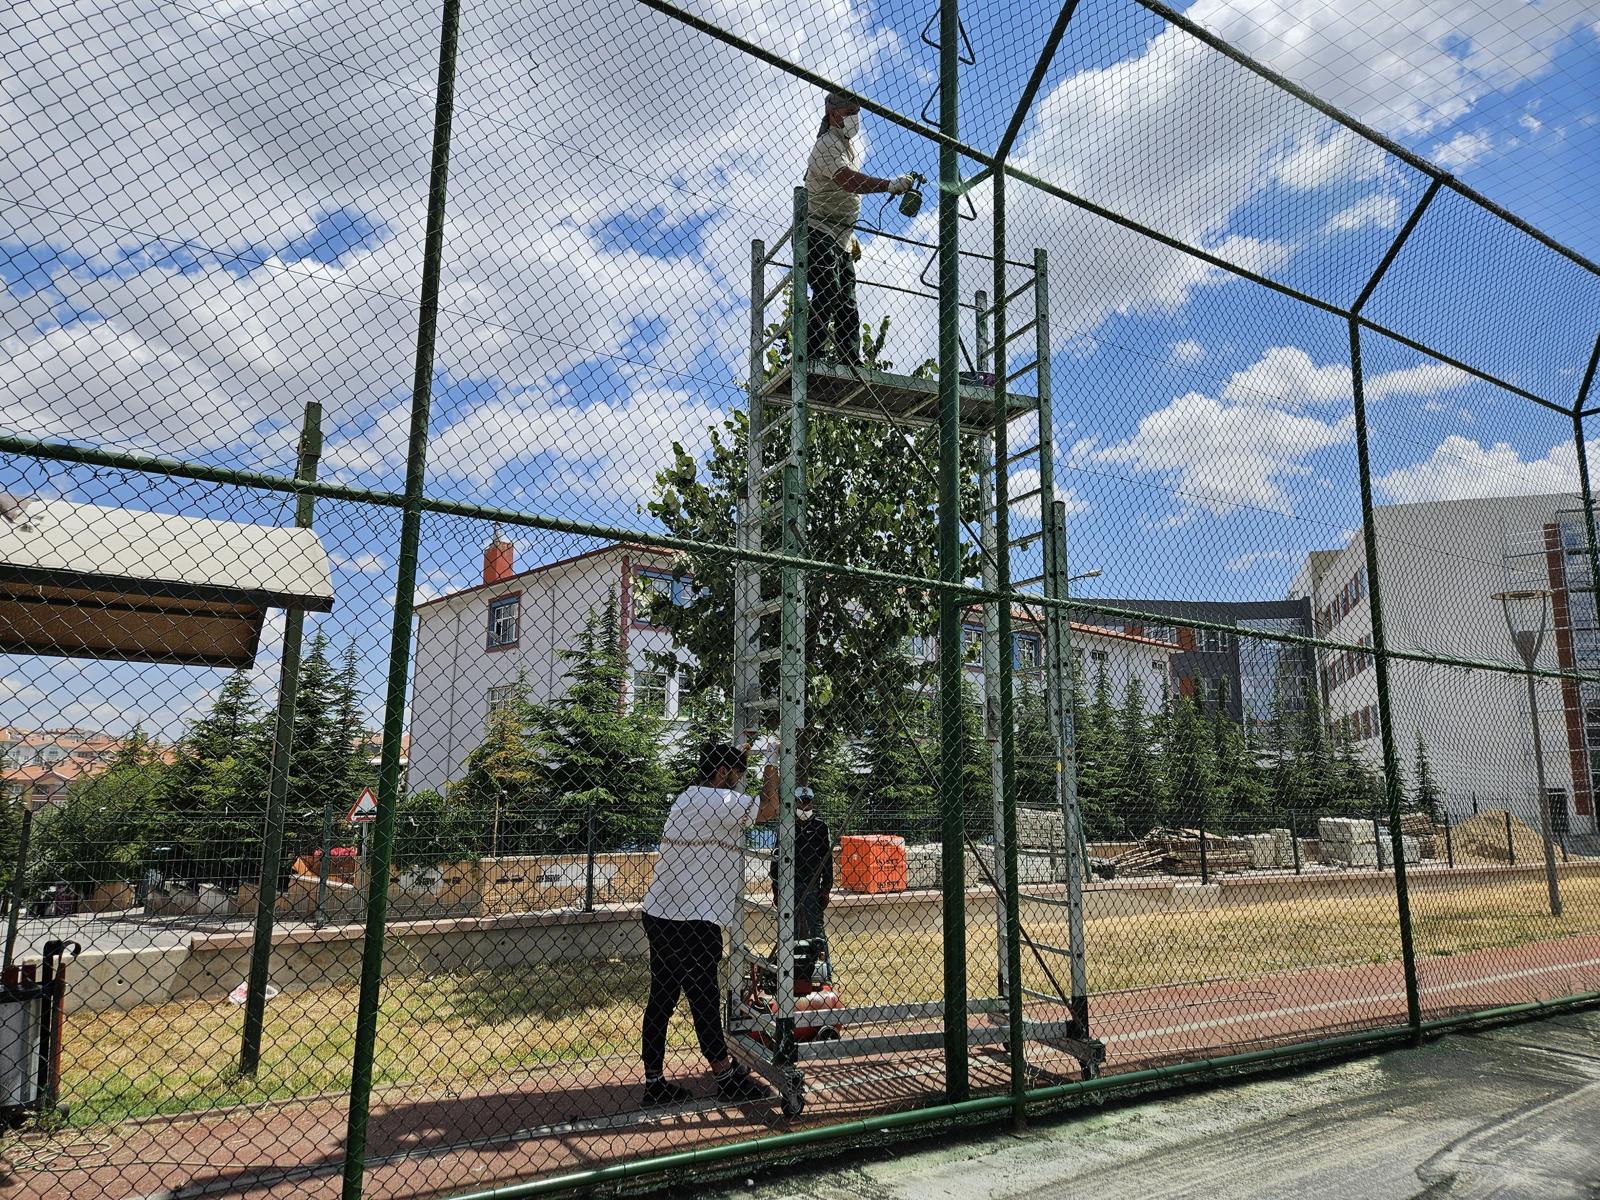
xmin=749 ymin=734 xmax=781 ymax=770
xmin=849 ymin=234 xmax=862 ymax=262
xmin=887 ymin=172 xmax=917 ymax=196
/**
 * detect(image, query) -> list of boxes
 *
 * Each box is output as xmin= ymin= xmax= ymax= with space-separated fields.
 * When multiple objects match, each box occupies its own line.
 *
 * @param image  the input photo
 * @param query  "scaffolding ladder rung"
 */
xmin=1008 ymin=529 xmax=1045 ymax=550
xmin=762 ymin=270 xmax=793 ymax=306
xmin=761 ymin=224 xmax=794 ymax=265
xmin=1013 ymin=572 xmax=1045 ymax=589
xmin=740 ymin=598 xmax=784 ymax=620
xmin=1020 ymin=986 xmax=1069 ymax=1004
xmin=1018 ymin=891 xmax=1074 ymax=908
xmin=1006 ymin=359 xmax=1039 ymax=385
xmin=981 ymin=277 xmax=1035 ymax=317
xmin=755 ymin=647 xmax=784 ymax=663
xmin=1027 ymin=940 xmax=1076 ymax=957
xmin=1000 ymin=318 xmax=1039 ymax=347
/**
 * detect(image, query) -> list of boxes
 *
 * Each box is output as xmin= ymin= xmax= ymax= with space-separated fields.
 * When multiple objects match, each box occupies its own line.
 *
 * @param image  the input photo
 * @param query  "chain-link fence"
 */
xmin=3 ymin=0 xmax=1600 ymax=1196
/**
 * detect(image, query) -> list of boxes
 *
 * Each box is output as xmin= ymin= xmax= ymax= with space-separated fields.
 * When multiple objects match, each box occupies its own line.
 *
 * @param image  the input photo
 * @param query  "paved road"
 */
xmin=1 ymin=910 xmax=254 ymax=961
xmin=703 ymin=1009 xmax=1600 ymax=1200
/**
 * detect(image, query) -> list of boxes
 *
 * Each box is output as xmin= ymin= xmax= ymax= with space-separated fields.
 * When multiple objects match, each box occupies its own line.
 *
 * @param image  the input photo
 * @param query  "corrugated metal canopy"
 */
xmin=0 ymin=497 xmax=334 ymax=669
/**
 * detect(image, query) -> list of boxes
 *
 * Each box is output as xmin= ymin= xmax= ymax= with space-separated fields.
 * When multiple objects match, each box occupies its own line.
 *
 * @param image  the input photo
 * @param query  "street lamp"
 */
xmin=1068 ymin=568 xmax=1102 ymax=584
xmin=1492 ymin=589 xmax=1563 ymax=918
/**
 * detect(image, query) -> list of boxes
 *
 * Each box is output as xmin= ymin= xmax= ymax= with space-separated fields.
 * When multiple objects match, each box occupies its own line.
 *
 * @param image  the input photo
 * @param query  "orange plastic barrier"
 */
xmin=839 ymin=834 xmax=908 ymax=894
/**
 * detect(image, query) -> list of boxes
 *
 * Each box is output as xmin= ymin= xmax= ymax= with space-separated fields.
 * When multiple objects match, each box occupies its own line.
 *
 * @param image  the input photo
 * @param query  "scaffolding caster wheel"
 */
xmin=781 ymin=1074 xmax=806 ymax=1117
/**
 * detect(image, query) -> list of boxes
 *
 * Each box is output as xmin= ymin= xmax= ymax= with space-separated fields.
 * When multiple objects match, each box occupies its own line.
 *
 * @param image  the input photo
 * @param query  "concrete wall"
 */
xmin=61 ymin=860 xmax=1600 ymax=1013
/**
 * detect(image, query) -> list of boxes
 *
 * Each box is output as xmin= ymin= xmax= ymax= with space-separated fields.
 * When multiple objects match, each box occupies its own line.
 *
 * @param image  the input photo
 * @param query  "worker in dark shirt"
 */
xmin=770 ymin=785 xmax=834 ymax=979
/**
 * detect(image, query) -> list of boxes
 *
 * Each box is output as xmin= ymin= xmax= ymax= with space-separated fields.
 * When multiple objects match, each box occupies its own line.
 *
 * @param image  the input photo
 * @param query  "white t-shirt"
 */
xmin=643 ymin=784 xmax=760 ymax=928
xmin=805 ymin=127 xmax=863 ymax=248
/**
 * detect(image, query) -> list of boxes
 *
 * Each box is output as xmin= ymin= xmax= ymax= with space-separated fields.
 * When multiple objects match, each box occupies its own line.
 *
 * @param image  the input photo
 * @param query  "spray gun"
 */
xmin=897 ymin=172 xmax=928 ymax=218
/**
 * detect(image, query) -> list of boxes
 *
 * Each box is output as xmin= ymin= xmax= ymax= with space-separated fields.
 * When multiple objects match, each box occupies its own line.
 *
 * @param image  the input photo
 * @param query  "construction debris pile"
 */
xmin=1104 ymin=828 xmax=1280 ymax=878
xmin=1449 ymin=809 xmax=1576 ymax=865
xmin=1099 ymin=811 xmax=1463 ymax=879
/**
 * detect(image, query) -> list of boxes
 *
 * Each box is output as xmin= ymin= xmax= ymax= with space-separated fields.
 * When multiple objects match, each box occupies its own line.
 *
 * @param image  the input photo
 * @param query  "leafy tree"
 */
xmin=1412 ymin=729 xmax=1444 ymax=823
xmin=37 ymin=761 xmax=165 ymax=896
xmin=527 ymin=600 xmax=673 ymax=855
xmin=647 ymin=306 xmax=981 ymax=773
xmin=391 ymin=788 xmax=477 ymax=874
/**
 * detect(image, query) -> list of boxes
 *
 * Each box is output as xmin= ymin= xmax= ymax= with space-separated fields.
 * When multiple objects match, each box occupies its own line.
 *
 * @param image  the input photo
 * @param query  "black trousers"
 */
xmin=807 ymin=233 xmax=861 ymax=365
xmin=641 ymin=914 xmax=727 ymax=1076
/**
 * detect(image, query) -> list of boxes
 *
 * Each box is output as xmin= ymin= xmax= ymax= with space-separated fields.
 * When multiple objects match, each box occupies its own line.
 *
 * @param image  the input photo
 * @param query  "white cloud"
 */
xmin=1095 ymin=344 xmax=1475 ymax=522
xmin=1271 ymin=128 xmax=1389 ymax=191
xmin=1323 ymin=194 xmax=1401 ymax=234
xmin=1375 ymin=435 xmax=1594 ymax=503
xmin=1188 ymin=0 xmax=1596 ymax=137
xmin=1169 ymin=339 xmax=1205 ymax=364
xmin=332 ymin=551 xmax=388 ymax=574
xmin=1430 ymin=130 xmax=1494 ymax=169
xmin=1097 ymin=390 xmax=1354 ymax=520
xmin=1225 ymin=550 xmax=1296 ymax=572
xmin=1218 ymin=346 xmax=1470 ymax=409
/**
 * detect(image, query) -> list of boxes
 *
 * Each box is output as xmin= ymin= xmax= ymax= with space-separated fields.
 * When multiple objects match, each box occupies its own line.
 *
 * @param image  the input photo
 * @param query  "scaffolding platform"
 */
xmin=758 ymin=359 xmax=1034 ymax=432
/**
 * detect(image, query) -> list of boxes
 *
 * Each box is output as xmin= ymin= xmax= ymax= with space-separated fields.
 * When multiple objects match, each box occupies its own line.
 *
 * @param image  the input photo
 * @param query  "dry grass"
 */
xmin=64 ymin=873 xmax=1600 ymax=1125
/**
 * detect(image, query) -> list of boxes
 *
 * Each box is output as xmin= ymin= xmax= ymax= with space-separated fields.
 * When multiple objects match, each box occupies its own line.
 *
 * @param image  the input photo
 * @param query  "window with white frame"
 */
xmin=486 ymin=594 xmax=520 ymax=649
xmin=631 ymin=668 xmax=668 ymax=717
xmin=486 ymin=684 xmax=519 ymax=716
xmin=1012 ymin=632 xmax=1042 ymax=669
xmin=1199 ymin=628 xmax=1232 ymax=654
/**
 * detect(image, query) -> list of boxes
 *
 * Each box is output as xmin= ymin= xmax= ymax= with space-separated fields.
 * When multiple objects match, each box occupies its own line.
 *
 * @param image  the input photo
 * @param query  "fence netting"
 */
xmin=3 ymin=0 xmax=1600 ymax=1197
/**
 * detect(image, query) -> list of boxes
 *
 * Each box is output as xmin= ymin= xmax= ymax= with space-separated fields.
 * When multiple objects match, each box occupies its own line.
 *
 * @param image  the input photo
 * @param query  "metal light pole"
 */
xmin=1493 ymin=590 xmax=1562 ymax=917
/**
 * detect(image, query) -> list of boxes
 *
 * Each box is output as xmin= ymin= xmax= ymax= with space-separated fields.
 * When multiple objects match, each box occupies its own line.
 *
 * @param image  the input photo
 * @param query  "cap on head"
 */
xmin=824 ymin=92 xmax=854 ymax=112
xmin=795 ymin=787 xmax=815 ymax=805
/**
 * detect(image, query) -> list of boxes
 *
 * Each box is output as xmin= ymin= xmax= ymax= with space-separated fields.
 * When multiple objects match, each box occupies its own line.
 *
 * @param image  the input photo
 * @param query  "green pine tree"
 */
xmin=453 ymin=673 xmax=539 ymax=857
xmin=859 ymin=689 xmax=937 ymax=841
xmin=159 ymin=672 xmax=271 ymax=889
xmin=527 ymin=600 xmax=673 ymax=855
xmin=1211 ymin=676 xmax=1267 ymax=829
xmin=1163 ymin=693 xmax=1218 ymax=830
xmin=1101 ymin=675 xmax=1156 ymax=839
xmin=1412 ymin=729 xmax=1444 ymax=823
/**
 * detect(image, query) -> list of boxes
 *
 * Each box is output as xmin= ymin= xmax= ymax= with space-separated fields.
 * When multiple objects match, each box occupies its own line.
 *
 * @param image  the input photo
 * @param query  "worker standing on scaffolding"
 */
xmin=805 ymin=92 xmax=918 ymax=365
xmin=639 ymin=739 xmax=780 ymax=1108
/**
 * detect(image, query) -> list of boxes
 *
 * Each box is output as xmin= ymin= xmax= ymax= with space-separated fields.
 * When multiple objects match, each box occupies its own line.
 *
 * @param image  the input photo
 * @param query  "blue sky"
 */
xmin=2 ymin=0 xmax=1598 ymax=740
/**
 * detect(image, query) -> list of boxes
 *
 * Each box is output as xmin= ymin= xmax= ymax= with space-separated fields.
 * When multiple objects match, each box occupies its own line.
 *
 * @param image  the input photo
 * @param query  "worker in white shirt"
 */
xmin=804 ymin=92 xmax=918 ymax=365
xmin=639 ymin=739 xmax=780 ymax=1107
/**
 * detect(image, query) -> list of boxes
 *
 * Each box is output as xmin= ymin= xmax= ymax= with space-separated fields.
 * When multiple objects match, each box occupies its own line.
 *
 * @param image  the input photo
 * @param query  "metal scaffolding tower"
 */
xmin=725 ymin=187 xmax=1102 ymax=1116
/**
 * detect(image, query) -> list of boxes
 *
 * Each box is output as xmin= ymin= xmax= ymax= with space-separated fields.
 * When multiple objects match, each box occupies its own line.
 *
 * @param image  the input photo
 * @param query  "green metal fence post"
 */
xmin=1572 ymin=334 xmax=1600 ymax=835
xmin=239 ymin=401 xmax=322 ymax=1078
xmin=937 ymin=0 xmax=969 ymax=1104
xmin=1348 ymin=319 xmax=1422 ymax=1038
xmin=1345 ymin=184 xmax=1440 ymax=1040
xmin=985 ymin=168 xmax=1026 ymax=1127
xmin=340 ymin=0 xmax=460 ymax=1193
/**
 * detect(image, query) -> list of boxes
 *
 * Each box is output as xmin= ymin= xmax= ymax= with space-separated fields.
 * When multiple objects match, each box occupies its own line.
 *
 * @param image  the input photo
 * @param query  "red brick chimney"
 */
xmin=483 ymin=525 xmax=514 ymax=585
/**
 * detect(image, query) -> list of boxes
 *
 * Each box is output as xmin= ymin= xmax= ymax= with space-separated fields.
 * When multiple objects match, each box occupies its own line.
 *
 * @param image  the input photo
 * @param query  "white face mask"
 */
xmin=797 ymin=808 xmax=815 ymax=821
xmin=839 ymin=113 xmax=860 ymax=138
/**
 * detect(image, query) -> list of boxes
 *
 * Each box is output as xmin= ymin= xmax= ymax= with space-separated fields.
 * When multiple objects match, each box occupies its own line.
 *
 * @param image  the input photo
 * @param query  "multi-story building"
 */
xmin=1290 ymin=493 xmax=1592 ymax=831
xmin=1070 ymin=598 xmax=1316 ymax=740
xmin=0 ymin=726 xmax=159 ymax=805
xmin=407 ymin=537 xmax=1180 ymax=796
